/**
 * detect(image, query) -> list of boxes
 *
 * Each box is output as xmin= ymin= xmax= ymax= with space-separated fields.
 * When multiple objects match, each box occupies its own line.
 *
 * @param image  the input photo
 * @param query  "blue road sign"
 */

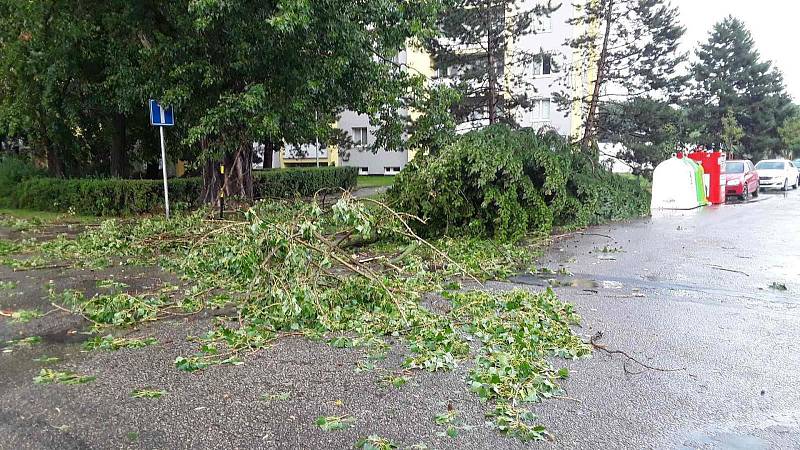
xmin=149 ymin=99 xmax=175 ymax=127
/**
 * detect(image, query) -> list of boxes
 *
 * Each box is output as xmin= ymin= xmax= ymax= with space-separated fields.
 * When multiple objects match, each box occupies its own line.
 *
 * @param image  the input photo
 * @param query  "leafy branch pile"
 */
xmin=388 ymin=125 xmax=651 ymax=240
xmin=17 ymin=195 xmax=588 ymax=441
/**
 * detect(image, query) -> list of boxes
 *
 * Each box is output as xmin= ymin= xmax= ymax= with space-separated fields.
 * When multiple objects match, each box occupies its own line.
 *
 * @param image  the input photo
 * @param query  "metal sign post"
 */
xmin=149 ymin=100 xmax=175 ymax=219
xmin=159 ymin=126 xmax=170 ymax=219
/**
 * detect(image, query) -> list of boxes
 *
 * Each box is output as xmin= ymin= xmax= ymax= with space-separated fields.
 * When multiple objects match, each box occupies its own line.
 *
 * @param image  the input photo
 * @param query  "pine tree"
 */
xmin=427 ymin=0 xmax=558 ymax=128
xmin=556 ymin=0 xmax=687 ymax=150
xmin=689 ymin=16 xmax=793 ymax=160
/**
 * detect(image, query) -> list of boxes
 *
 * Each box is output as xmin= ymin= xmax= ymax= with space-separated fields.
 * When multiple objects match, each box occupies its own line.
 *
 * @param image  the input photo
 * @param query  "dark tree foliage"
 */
xmin=160 ymin=0 xmax=442 ymax=203
xmin=0 ymin=1 xmax=171 ymax=178
xmin=688 ymin=17 xmax=793 ymax=160
xmin=598 ymin=99 xmax=688 ymax=176
xmin=556 ymin=0 xmax=687 ymax=150
xmin=427 ymin=0 xmax=558 ymax=128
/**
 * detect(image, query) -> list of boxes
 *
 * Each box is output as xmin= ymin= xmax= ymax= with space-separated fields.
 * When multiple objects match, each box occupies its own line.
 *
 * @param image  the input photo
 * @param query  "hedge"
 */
xmin=254 ymin=166 xmax=358 ymax=198
xmin=7 ymin=177 xmax=205 ymax=216
xmin=0 ymin=162 xmax=358 ymax=216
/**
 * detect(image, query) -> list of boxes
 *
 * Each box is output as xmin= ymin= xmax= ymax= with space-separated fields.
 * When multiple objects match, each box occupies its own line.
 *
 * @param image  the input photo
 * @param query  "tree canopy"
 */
xmin=557 ymin=0 xmax=687 ymax=149
xmin=688 ymin=16 xmax=793 ymax=160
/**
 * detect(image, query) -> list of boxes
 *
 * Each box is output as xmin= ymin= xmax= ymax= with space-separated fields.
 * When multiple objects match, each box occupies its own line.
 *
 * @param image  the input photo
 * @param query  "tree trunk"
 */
xmin=45 ymin=142 xmax=64 ymax=178
xmin=487 ymin=8 xmax=497 ymax=124
xmin=110 ymin=113 xmax=129 ymax=178
xmin=200 ymin=143 xmax=254 ymax=207
xmin=263 ymin=141 xmax=275 ymax=169
xmin=581 ymin=0 xmax=614 ymax=150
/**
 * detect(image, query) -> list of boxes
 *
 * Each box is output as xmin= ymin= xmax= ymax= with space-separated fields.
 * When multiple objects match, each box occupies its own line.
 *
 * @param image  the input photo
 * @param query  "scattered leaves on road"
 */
xmin=354 ymin=435 xmax=398 ymax=450
xmin=131 ymin=389 xmax=166 ymax=399
xmin=260 ymin=391 xmax=291 ymax=402
xmin=769 ymin=282 xmax=788 ymax=291
xmin=315 ymin=415 xmax=356 ymax=431
xmin=33 ymin=369 xmax=95 ymax=385
xmin=83 ymin=335 xmax=158 ymax=351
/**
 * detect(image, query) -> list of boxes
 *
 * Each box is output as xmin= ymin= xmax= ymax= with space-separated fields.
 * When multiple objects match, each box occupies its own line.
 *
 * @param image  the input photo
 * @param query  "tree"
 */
xmin=721 ymin=109 xmax=745 ymax=158
xmin=778 ymin=110 xmax=800 ymax=158
xmin=0 ymin=1 xmax=171 ymax=178
xmin=556 ymin=0 xmax=687 ymax=150
xmin=149 ymin=0 xmax=442 ymax=204
xmin=0 ymin=0 xmax=87 ymax=176
xmin=598 ymin=98 xmax=688 ymax=176
xmin=689 ymin=17 xmax=793 ymax=160
xmin=427 ymin=0 xmax=558 ymax=128
xmin=1 ymin=0 xmax=443 ymax=198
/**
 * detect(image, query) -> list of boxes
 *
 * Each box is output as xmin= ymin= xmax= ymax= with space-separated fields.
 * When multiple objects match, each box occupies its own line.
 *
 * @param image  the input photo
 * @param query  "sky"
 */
xmin=675 ymin=0 xmax=800 ymax=102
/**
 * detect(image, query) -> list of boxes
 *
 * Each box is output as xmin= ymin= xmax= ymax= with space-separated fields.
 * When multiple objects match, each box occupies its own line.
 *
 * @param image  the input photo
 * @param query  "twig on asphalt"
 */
xmin=709 ymin=265 xmax=749 ymax=277
xmin=588 ymin=331 xmax=686 ymax=374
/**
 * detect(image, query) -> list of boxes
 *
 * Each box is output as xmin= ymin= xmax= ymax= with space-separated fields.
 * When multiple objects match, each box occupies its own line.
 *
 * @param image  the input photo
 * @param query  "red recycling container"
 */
xmin=688 ymin=150 xmax=727 ymax=204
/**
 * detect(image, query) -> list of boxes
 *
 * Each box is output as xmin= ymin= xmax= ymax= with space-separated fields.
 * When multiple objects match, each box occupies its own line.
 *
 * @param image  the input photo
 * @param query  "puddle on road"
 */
xmin=677 ymin=430 xmax=769 ymax=450
xmin=512 ymin=273 xmax=626 ymax=292
xmin=0 ymin=338 xmax=86 ymax=383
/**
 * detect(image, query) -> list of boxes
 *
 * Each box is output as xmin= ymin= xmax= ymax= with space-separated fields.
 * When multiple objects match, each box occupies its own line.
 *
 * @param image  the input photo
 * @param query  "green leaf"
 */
xmin=315 ymin=415 xmax=355 ymax=431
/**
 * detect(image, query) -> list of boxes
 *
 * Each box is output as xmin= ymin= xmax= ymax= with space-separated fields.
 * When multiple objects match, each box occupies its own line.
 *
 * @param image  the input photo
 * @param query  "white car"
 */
xmin=755 ymin=159 xmax=799 ymax=191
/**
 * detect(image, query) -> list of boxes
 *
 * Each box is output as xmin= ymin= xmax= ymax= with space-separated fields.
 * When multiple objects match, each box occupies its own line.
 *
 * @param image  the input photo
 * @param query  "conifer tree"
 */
xmin=689 ymin=16 xmax=792 ymax=160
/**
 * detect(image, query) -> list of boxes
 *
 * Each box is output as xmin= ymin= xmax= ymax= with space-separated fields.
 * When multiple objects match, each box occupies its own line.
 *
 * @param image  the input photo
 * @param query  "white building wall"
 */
xmin=511 ymin=1 xmax=577 ymax=135
xmin=337 ymin=110 xmax=409 ymax=175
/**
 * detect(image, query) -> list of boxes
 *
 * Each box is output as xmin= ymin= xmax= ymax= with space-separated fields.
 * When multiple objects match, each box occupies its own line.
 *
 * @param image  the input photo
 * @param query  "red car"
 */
xmin=725 ymin=160 xmax=760 ymax=200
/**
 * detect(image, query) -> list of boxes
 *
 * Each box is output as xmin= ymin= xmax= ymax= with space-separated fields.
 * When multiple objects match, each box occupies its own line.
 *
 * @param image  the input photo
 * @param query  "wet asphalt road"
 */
xmin=507 ymin=188 xmax=800 ymax=449
xmin=1 ymin=189 xmax=799 ymax=449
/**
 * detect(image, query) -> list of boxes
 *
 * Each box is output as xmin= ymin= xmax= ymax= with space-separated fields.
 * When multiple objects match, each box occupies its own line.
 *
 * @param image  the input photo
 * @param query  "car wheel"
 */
xmin=794 ymin=177 xmax=799 ymax=189
xmin=740 ymin=184 xmax=750 ymax=201
xmin=752 ymin=185 xmax=759 ymax=197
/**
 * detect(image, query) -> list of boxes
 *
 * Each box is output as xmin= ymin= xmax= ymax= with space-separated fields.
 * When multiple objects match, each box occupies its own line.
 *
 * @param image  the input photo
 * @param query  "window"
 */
xmin=384 ymin=166 xmax=401 ymax=175
xmin=359 ymin=167 xmax=369 ymax=175
xmin=352 ymin=127 xmax=368 ymax=148
xmin=532 ymin=54 xmax=553 ymax=76
xmin=756 ymin=161 xmax=786 ymax=170
xmin=531 ymin=99 xmax=551 ymax=121
xmin=726 ymin=162 xmax=745 ymax=174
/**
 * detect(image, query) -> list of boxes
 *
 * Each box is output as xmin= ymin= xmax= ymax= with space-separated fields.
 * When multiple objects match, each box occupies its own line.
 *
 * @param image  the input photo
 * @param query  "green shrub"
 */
xmin=0 ymin=156 xmax=46 ymax=208
xmin=0 ymin=164 xmax=357 ymax=216
xmin=387 ymin=125 xmax=650 ymax=240
xmin=254 ymin=166 xmax=357 ymax=198
xmin=10 ymin=177 xmax=203 ymax=216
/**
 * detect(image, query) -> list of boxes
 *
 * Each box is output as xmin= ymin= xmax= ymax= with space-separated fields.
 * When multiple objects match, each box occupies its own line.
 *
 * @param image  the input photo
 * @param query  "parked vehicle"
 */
xmin=755 ymin=159 xmax=800 ymax=191
xmin=725 ymin=160 xmax=760 ymax=200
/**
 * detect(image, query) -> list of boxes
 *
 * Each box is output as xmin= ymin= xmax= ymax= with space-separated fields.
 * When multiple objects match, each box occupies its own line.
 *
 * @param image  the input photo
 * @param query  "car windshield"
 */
xmin=725 ymin=162 xmax=745 ymax=173
xmin=756 ymin=161 xmax=785 ymax=170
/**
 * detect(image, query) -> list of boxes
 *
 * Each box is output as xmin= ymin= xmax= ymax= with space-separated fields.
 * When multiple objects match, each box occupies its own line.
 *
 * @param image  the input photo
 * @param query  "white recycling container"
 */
xmin=651 ymin=156 xmax=705 ymax=210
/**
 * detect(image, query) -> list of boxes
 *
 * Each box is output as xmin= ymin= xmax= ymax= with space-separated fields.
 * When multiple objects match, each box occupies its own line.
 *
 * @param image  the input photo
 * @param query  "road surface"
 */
xmin=510 ymin=189 xmax=800 ymax=449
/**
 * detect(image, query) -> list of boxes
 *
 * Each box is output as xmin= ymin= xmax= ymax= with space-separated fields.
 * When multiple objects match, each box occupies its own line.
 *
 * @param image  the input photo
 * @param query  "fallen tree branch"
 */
xmin=709 ymin=265 xmax=749 ymax=277
xmin=589 ymin=331 xmax=685 ymax=374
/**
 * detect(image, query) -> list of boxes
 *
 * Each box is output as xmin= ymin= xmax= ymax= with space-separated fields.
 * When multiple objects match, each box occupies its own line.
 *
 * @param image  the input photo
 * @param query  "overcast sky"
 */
xmin=675 ymin=0 xmax=800 ymax=102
